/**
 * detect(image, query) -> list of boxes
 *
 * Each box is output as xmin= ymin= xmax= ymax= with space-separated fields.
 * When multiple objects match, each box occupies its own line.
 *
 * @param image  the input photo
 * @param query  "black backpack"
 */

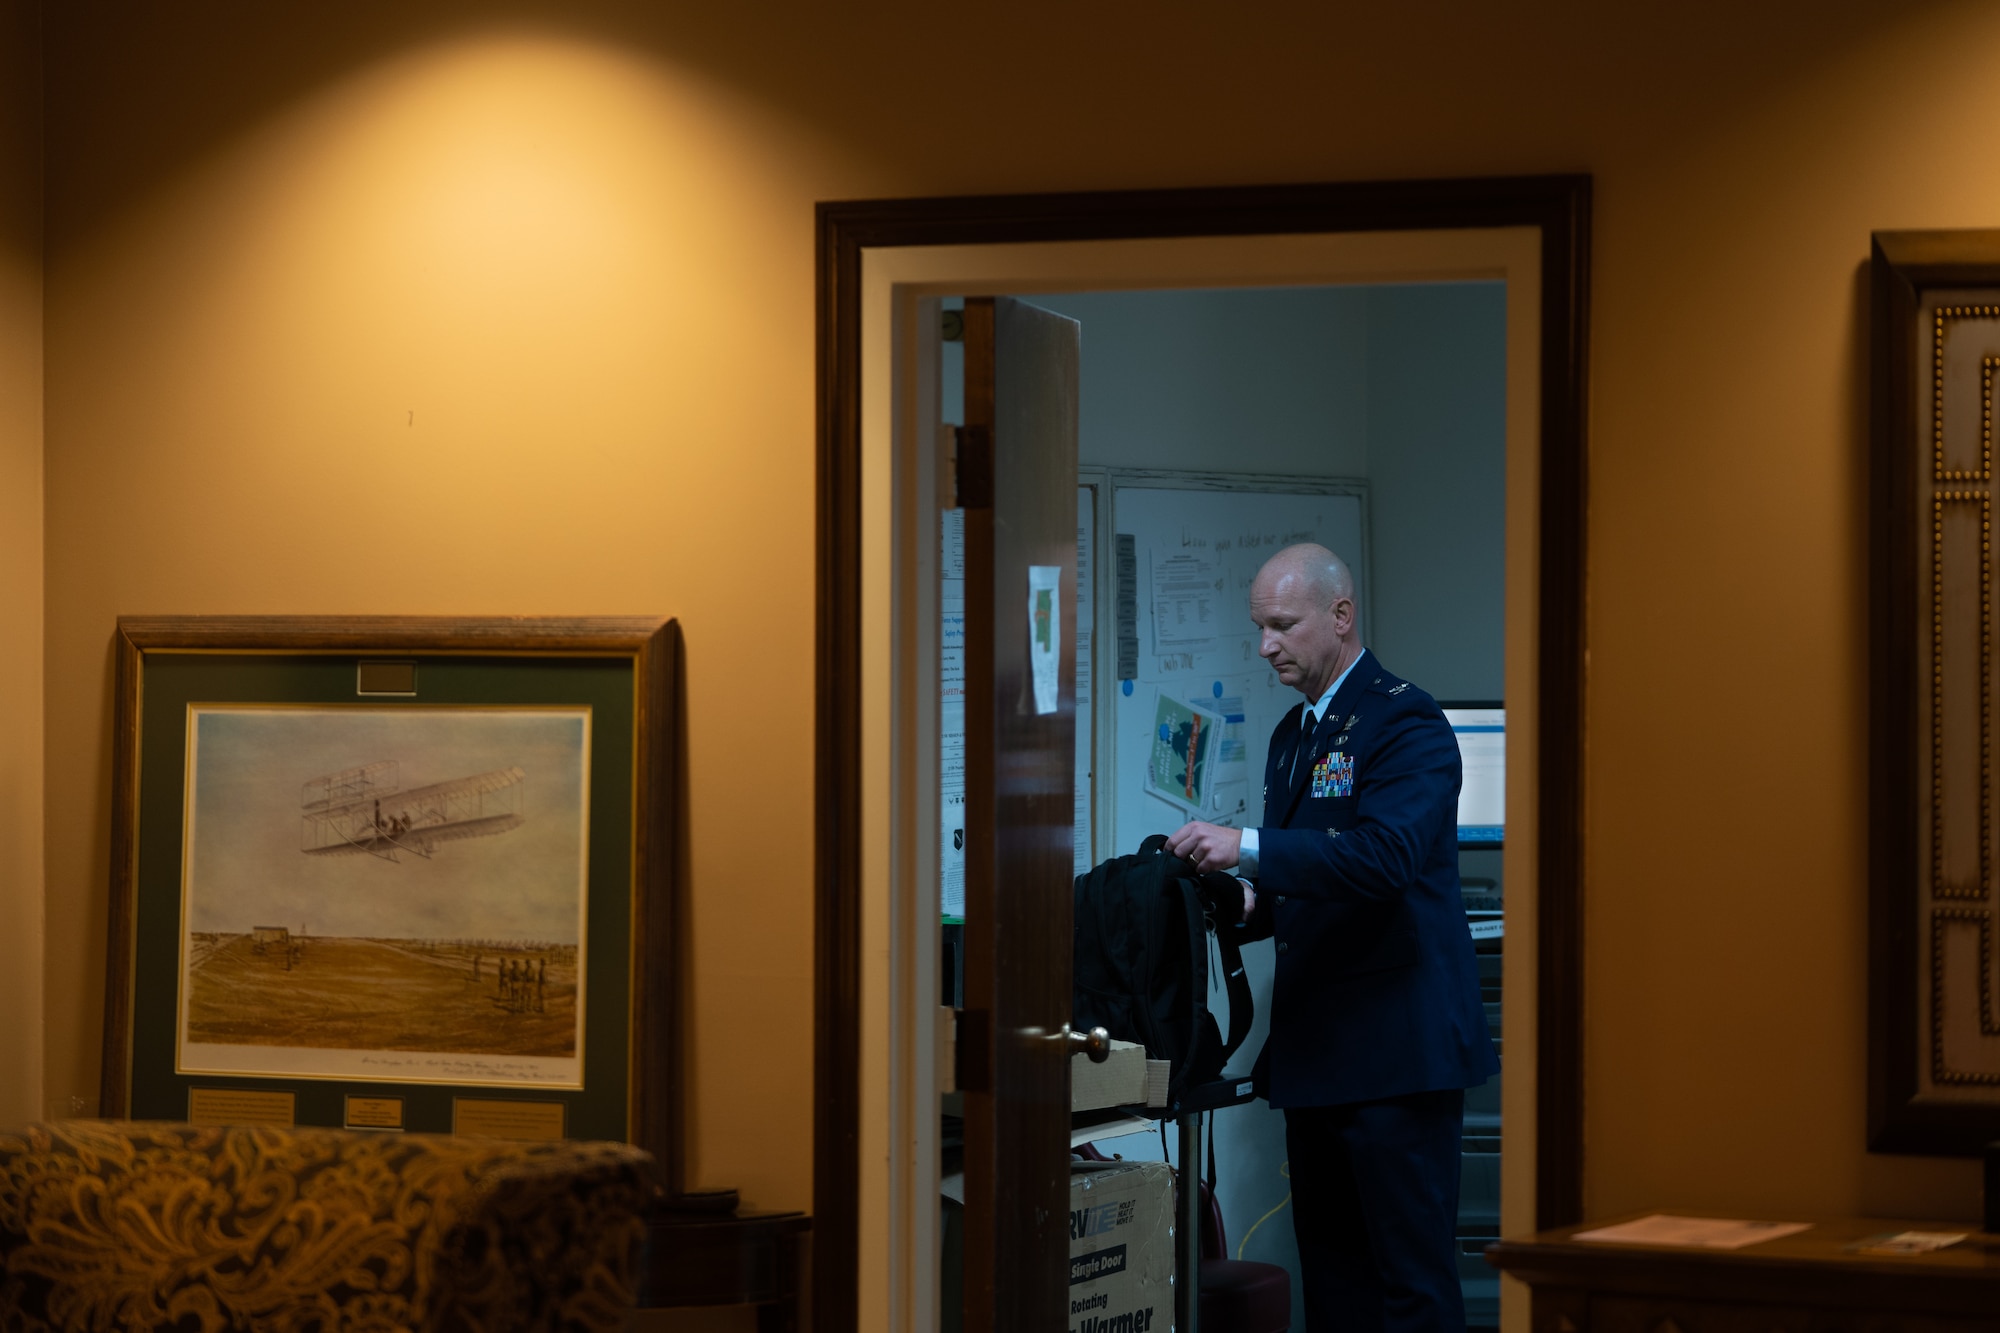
xmin=1072 ymin=833 xmax=1255 ymax=1107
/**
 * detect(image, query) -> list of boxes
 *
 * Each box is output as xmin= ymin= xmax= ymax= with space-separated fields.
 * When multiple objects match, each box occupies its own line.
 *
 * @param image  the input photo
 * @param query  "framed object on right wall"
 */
xmin=1871 ymin=229 xmax=2000 ymax=1153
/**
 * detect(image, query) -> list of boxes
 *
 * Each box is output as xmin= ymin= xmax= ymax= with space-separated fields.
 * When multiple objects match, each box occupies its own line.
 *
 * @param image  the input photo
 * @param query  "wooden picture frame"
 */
xmin=99 ymin=615 xmax=683 ymax=1184
xmin=1870 ymin=230 xmax=2000 ymax=1154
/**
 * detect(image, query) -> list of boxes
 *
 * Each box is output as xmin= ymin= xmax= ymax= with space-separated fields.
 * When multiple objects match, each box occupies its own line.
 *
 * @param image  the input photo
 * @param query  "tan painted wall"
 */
xmin=40 ymin=8 xmax=865 ymax=1206
xmin=0 ymin=0 xmax=43 ymax=1126
xmin=39 ymin=0 xmax=2000 ymax=1224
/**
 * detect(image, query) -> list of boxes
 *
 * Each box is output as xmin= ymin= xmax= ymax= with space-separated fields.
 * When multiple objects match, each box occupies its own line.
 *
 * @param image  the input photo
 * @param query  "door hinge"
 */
xmin=955 ymin=1007 xmax=990 ymax=1092
xmin=956 ymin=424 xmax=992 ymax=509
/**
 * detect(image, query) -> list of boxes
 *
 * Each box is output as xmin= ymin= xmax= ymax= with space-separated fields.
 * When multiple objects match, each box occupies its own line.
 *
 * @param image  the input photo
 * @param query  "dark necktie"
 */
xmin=1291 ymin=707 xmax=1319 ymax=783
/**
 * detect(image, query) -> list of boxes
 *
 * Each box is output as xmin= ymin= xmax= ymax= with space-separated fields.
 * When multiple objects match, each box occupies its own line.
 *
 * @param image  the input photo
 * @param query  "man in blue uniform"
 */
xmin=1166 ymin=543 xmax=1497 ymax=1333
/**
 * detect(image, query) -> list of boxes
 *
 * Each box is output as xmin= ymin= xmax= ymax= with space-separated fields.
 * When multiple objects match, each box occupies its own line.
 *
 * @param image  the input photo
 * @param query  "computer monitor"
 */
xmin=1442 ymin=703 xmax=1503 ymax=846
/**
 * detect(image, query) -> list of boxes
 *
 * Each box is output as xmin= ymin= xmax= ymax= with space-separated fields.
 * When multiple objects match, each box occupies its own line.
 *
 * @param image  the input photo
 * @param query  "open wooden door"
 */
xmin=958 ymin=296 xmax=1081 ymax=1333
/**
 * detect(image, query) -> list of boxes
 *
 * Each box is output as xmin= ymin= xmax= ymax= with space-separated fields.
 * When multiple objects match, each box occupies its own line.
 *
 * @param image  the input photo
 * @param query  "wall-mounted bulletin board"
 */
xmin=1081 ymin=470 xmax=1368 ymax=864
xmin=941 ymin=471 xmax=1367 ymax=906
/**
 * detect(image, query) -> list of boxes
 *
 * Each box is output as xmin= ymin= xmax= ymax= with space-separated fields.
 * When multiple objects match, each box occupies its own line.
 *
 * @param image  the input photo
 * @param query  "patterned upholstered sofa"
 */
xmin=0 ymin=1120 xmax=657 ymax=1333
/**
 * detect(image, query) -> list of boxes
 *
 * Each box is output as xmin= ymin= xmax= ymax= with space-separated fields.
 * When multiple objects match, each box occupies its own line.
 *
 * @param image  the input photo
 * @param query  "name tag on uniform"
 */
xmin=1312 ymin=751 xmax=1355 ymax=799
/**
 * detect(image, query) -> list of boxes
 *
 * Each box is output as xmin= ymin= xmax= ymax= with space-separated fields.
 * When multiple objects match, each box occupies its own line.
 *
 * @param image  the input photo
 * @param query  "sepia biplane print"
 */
xmin=176 ymin=705 xmax=591 ymax=1088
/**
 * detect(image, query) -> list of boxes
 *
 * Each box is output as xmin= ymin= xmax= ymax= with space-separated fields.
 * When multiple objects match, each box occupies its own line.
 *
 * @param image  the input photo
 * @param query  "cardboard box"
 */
xmin=1069 ymin=1160 xmax=1173 ymax=1333
xmin=1071 ymin=1038 xmax=1150 ymax=1111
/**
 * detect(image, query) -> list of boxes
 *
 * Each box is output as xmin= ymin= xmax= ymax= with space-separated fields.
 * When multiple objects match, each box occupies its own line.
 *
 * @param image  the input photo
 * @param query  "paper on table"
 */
xmin=1572 ymin=1215 xmax=1813 ymax=1250
xmin=1851 ymin=1230 xmax=1967 ymax=1255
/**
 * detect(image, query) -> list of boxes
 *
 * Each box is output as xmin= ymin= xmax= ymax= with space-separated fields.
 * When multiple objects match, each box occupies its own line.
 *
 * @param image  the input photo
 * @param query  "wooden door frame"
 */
xmin=815 ymin=175 xmax=1592 ymax=1333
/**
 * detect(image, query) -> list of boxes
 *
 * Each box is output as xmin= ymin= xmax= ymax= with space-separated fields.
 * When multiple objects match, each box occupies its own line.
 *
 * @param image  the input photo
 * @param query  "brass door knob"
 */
xmin=1064 ymin=1025 xmax=1112 ymax=1063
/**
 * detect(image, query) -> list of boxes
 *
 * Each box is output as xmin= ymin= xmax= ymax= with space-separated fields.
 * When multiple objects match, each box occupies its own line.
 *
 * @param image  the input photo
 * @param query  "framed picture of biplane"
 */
xmin=100 ymin=616 xmax=682 ymax=1175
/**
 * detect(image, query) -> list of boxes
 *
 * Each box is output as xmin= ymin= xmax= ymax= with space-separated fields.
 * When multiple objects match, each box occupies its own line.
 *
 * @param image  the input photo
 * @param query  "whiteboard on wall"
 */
xmin=1098 ymin=477 xmax=1367 ymax=861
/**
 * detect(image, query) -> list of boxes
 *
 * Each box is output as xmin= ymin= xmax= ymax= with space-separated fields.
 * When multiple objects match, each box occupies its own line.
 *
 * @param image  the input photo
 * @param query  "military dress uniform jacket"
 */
xmin=1243 ymin=650 xmax=1499 ymax=1109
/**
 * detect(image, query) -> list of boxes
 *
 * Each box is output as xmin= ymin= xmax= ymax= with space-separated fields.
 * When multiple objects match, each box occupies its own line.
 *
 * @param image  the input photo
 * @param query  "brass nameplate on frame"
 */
xmin=452 ymin=1098 xmax=565 ymax=1141
xmin=188 ymin=1088 xmax=296 ymax=1127
xmin=344 ymin=1096 xmax=405 ymax=1130
xmin=356 ymin=660 xmax=417 ymax=695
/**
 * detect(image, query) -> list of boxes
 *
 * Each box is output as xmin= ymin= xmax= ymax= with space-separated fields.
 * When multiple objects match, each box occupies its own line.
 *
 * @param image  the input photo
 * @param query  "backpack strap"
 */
xmin=1175 ymin=868 xmax=1211 ymax=1103
xmin=1132 ymin=835 xmax=1176 ymax=1066
xmin=1211 ymin=919 xmax=1253 ymax=1067
xmin=1181 ymin=863 xmax=1255 ymax=1069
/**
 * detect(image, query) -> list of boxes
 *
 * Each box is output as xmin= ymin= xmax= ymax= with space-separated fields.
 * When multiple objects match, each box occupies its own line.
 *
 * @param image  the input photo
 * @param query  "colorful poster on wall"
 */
xmin=1144 ymin=691 xmax=1223 ymax=816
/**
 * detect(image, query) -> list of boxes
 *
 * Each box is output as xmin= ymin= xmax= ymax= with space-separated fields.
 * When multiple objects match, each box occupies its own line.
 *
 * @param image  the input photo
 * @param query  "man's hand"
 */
xmin=1165 ymin=821 xmax=1242 ymax=874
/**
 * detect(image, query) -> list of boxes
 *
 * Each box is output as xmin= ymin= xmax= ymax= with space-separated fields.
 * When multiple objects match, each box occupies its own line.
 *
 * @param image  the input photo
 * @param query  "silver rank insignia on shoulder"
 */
xmin=1388 ymin=682 xmax=1410 ymax=695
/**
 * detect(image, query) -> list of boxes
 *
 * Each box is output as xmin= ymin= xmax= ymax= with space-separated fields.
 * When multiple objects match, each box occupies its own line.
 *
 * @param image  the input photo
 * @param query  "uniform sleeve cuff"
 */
xmin=1236 ymin=827 xmax=1259 ymax=876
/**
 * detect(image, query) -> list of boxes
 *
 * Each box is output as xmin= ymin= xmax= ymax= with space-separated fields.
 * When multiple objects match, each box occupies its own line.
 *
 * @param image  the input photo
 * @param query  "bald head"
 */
xmin=1258 ymin=543 xmax=1354 ymax=608
xmin=1249 ymin=543 xmax=1362 ymax=699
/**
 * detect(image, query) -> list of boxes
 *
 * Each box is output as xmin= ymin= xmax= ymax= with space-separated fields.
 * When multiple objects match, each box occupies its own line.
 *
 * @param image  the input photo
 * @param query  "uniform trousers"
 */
xmin=1283 ymin=1087 xmax=1467 ymax=1333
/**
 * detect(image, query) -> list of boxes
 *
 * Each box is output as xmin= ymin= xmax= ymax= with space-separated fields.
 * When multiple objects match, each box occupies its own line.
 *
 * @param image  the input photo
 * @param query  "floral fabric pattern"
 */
xmin=0 ymin=1121 xmax=655 ymax=1333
